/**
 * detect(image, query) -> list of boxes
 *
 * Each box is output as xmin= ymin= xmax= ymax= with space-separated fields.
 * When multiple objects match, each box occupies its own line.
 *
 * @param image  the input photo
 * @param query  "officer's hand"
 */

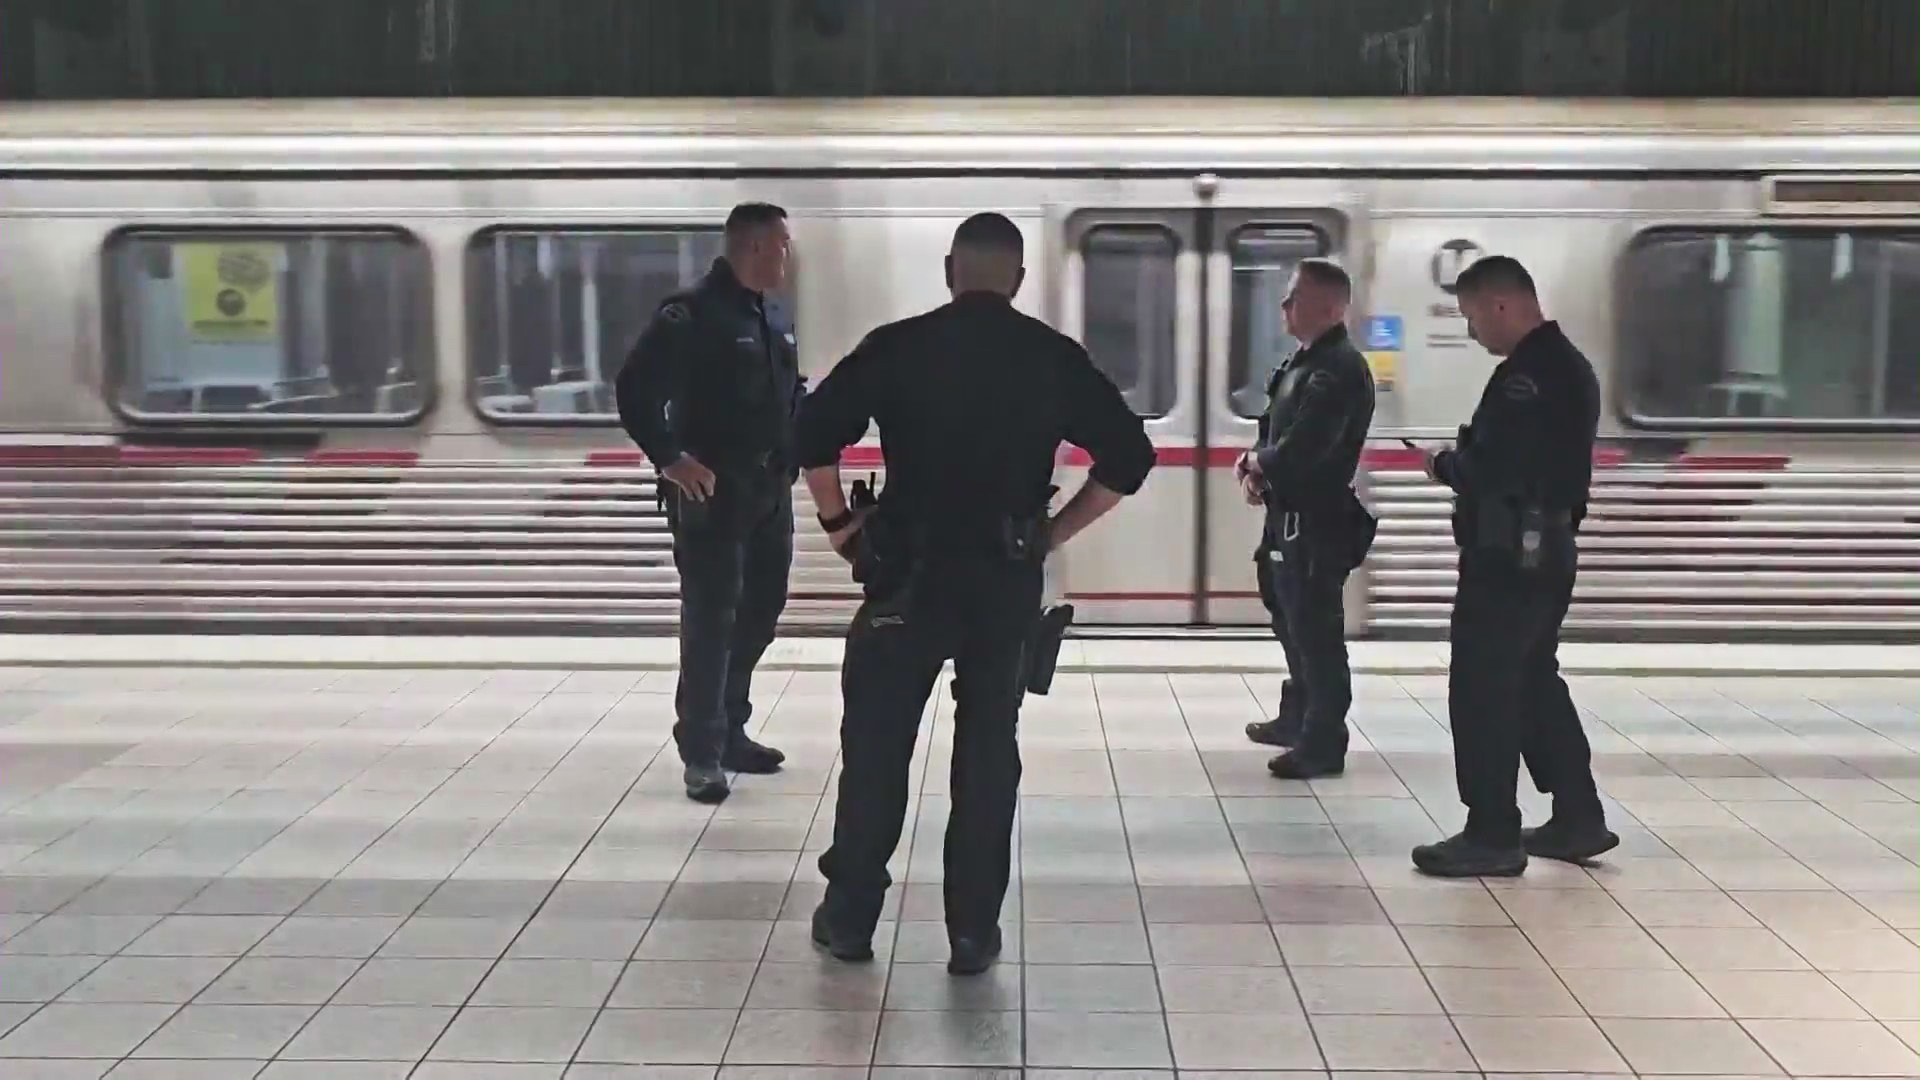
xmin=662 ymin=454 xmax=718 ymax=501
xmin=1232 ymin=452 xmax=1252 ymax=483
xmin=827 ymin=511 xmax=871 ymax=564
xmin=1242 ymin=452 xmax=1263 ymax=477
xmin=1240 ymin=472 xmax=1264 ymax=507
xmin=1421 ymin=449 xmax=1442 ymax=483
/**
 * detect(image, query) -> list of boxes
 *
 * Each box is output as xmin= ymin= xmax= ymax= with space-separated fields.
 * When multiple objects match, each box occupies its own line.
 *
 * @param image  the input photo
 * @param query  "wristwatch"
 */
xmin=818 ymin=507 xmax=858 ymax=533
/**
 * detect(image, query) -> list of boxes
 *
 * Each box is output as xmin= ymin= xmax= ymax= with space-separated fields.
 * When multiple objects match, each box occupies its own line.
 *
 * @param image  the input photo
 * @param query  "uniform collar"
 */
xmin=1305 ymin=322 xmax=1350 ymax=351
xmin=953 ymin=290 xmax=1014 ymax=307
xmin=1509 ymin=319 xmax=1562 ymax=357
xmin=1287 ymin=322 xmax=1349 ymax=366
xmin=706 ymin=257 xmax=763 ymax=307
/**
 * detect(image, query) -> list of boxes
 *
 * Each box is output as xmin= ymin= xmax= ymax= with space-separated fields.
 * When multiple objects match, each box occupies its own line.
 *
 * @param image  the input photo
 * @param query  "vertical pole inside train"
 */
xmin=1192 ymin=194 xmax=1217 ymax=627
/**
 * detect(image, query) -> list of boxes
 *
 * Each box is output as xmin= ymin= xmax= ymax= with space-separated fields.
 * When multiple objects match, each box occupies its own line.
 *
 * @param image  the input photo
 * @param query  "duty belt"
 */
xmin=693 ymin=448 xmax=779 ymax=472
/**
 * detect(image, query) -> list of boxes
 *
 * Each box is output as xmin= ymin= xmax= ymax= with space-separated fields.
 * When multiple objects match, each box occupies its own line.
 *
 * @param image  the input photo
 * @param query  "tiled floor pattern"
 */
xmin=0 ymin=663 xmax=1914 ymax=1078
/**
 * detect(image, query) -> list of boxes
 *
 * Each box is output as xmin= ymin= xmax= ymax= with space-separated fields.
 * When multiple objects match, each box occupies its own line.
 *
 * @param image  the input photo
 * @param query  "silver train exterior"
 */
xmin=1 ymin=98 xmax=1916 ymax=637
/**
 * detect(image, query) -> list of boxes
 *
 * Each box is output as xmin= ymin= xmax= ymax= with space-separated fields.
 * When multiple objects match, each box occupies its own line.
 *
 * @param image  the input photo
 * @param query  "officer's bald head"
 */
xmin=946 ymin=212 xmax=1026 ymax=299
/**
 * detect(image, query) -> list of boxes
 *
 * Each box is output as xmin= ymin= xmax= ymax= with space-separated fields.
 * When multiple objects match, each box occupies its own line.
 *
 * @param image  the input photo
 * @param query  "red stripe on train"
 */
xmin=118 ymin=446 xmax=262 ymax=466
xmin=586 ymin=450 xmax=649 ymax=467
xmin=1051 ymin=446 xmax=1631 ymax=470
xmin=0 ymin=445 xmax=121 ymax=466
xmin=1066 ymin=590 xmax=1262 ymax=600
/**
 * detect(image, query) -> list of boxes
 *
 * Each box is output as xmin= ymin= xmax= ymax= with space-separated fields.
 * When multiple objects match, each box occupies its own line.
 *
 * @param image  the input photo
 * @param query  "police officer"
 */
xmin=615 ymin=202 xmax=800 ymax=805
xmin=1236 ymin=259 xmax=1376 ymax=781
xmin=796 ymin=213 xmax=1153 ymax=976
xmin=1411 ymin=255 xmax=1619 ymax=877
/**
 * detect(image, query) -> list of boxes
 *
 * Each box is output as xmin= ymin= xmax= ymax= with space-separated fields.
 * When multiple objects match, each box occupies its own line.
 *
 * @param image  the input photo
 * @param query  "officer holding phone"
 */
xmin=1410 ymin=255 xmax=1618 ymax=879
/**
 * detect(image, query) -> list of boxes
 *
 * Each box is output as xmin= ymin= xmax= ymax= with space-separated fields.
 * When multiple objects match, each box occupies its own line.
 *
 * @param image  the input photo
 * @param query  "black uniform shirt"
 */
xmin=1254 ymin=323 xmax=1376 ymax=513
xmin=1432 ymin=320 xmax=1601 ymax=521
xmin=795 ymin=292 xmax=1154 ymax=547
xmin=614 ymin=257 xmax=802 ymax=471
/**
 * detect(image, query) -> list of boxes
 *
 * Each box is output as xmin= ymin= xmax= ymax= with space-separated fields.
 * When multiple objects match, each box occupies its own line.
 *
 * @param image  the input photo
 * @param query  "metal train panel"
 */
xmin=0 ymin=99 xmax=1915 ymax=636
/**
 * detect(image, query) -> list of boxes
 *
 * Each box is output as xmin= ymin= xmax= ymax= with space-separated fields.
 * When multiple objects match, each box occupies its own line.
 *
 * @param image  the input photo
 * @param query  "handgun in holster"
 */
xmin=850 ymin=473 xmax=879 ymax=514
xmin=1021 ymin=602 xmax=1076 ymax=695
xmin=847 ymin=473 xmax=912 ymax=599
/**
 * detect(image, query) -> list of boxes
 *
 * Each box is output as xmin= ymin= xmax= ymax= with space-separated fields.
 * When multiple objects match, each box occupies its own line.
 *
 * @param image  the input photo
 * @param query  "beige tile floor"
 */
xmin=0 ymin=663 xmax=1914 ymax=1078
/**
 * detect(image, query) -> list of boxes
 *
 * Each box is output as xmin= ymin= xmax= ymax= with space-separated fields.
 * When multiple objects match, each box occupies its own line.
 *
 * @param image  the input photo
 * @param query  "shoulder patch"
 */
xmin=1500 ymin=373 xmax=1539 ymax=402
xmin=657 ymin=300 xmax=692 ymax=324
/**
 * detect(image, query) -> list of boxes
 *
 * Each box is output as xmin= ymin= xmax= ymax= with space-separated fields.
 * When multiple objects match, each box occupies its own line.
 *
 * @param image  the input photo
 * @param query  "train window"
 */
xmin=1226 ymin=225 xmax=1331 ymax=418
xmin=1621 ymin=227 xmax=1920 ymax=427
xmin=466 ymin=227 xmax=731 ymax=423
xmin=106 ymin=230 xmax=432 ymax=422
xmin=1081 ymin=225 xmax=1178 ymax=419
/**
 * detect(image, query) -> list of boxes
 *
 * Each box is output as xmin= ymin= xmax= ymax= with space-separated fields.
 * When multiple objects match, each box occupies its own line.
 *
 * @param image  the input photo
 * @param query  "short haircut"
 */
xmin=1454 ymin=254 xmax=1537 ymax=298
xmin=951 ymin=212 xmax=1024 ymax=259
xmin=1295 ymin=257 xmax=1352 ymax=301
xmin=724 ymin=202 xmax=787 ymax=238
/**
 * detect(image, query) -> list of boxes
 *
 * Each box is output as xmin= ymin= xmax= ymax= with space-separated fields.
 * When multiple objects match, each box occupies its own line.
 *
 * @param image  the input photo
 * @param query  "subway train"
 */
xmin=0 ymin=98 xmax=1916 ymax=638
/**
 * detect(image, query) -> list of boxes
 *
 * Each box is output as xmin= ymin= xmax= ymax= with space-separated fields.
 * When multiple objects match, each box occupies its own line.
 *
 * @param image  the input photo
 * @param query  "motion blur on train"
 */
xmin=0 ymin=98 xmax=1916 ymax=638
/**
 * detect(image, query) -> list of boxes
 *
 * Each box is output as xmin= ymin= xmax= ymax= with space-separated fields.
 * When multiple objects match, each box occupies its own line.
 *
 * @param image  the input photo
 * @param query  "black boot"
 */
xmin=947 ymin=927 xmax=1003 ymax=976
xmin=1411 ymin=831 xmax=1527 ymax=878
xmin=722 ymin=735 xmax=786 ymax=775
xmin=1523 ymin=816 xmax=1620 ymax=864
xmin=1246 ymin=681 xmax=1302 ymax=747
xmin=1245 ymin=715 xmax=1302 ymax=748
xmin=1267 ymin=749 xmax=1344 ymax=780
xmin=683 ymin=764 xmax=730 ymax=804
xmin=811 ymin=902 xmax=874 ymax=963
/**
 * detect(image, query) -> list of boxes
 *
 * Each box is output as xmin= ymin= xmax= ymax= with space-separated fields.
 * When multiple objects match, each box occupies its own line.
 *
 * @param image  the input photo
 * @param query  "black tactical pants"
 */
xmin=669 ymin=475 xmax=793 ymax=768
xmin=1255 ymin=556 xmax=1301 ymax=731
xmin=818 ymin=556 xmax=1043 ymax=943
xmin=1261 ymin=543 xmax=1353 ymax=763
xmin=1447 ymin=548 xmax=1604 ymax=846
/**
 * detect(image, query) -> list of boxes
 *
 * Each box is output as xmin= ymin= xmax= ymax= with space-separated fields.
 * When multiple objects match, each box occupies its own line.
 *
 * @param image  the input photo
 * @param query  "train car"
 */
xmin=0 ymin=98 xmax=1916 ymax=637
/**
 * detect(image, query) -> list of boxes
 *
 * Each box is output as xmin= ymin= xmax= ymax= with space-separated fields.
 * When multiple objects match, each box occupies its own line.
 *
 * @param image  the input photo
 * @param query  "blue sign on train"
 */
xmin=1364 ymin=315 xmax=1404 ymax=352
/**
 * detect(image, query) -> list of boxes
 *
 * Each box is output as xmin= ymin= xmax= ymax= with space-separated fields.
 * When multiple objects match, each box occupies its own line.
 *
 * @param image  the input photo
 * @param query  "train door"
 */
xmin=1051 ymin=207 xmax=1204 ymax=624
xmin=1199 ymin=208 xmax=1355 ymax=626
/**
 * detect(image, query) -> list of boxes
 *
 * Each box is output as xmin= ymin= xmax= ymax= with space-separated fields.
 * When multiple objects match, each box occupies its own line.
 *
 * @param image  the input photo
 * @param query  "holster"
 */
xmin=1463 ymin=495 xmax=1573 ymax=573
xmin=1336 ymin=487 xmax=1378 ymax=572
xmin=1021 ymin=603 xmax=1076 ymax=695
xmin=1264 ymin=487 xmax=1376 ymax=576
xmin=846 ymin=476 xmax=914 ymax=601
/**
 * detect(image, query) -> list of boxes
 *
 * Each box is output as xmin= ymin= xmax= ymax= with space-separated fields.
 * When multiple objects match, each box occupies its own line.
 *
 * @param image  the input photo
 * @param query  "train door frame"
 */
xmin=1197 ymin=200 xmax=1360 ymax=627
xmin=1048 ymin=202 xmax=1207 ymax=625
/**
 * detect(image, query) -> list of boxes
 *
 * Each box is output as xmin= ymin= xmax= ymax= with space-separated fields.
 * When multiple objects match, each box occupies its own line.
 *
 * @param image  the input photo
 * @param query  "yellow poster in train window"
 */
xmin=178 ymin=243 xmax=281 ymax=344
xmin=1364 ymin=350 xmax=1399 ymax=391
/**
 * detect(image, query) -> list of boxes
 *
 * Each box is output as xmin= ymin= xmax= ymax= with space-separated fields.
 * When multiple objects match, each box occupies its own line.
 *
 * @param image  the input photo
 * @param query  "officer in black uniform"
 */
xmin=615 ymin=202 xmax=801 ymax=805
xmin=796 ymin=213 xmax=1153 ymax=976
xmin=1237 ymin=258 xmax=1377 ymax=780
xmin=1411 ymin=254 xmax=1619 ymax=877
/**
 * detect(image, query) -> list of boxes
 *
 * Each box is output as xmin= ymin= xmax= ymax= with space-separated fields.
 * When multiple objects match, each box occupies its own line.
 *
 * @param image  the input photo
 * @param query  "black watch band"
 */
xmin=818 ymin=507 xmax=857 ymax=533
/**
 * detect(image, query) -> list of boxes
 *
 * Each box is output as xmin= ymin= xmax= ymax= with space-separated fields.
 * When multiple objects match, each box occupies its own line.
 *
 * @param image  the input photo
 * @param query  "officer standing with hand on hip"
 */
xmin=796 ymin=212 xmax=1153 ymax=976
xmin=615 ymin=202 xmax=801 ymax=805
xmin=1237 ymin=258 xmax=1377 ymax=781
xmin=1411 ymin=254 xmax=1618 ymax=878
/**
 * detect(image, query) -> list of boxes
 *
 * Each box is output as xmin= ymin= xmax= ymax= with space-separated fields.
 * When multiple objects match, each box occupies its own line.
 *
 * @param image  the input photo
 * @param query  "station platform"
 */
xmin=0 ymin=651 xmax=1915 ymax=1077
xmin=0 ymin=633 xmax=1915 ymax=678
